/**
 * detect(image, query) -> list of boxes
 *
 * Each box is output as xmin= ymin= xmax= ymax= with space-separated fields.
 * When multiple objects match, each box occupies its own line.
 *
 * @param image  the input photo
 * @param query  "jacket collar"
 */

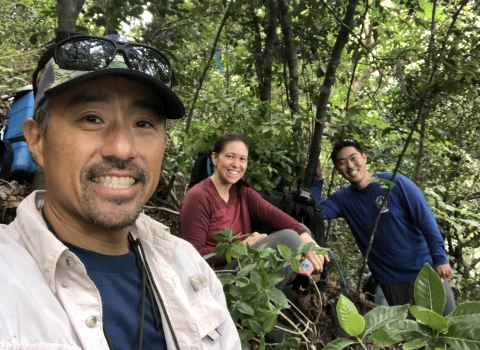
xmin=13 ymin=191 xmax=176 ymax=294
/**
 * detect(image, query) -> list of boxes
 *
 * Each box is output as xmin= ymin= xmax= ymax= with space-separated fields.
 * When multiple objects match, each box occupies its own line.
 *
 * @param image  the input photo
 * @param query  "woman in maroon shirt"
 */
xmin=180 ymin=133 xmax=327 ymax=289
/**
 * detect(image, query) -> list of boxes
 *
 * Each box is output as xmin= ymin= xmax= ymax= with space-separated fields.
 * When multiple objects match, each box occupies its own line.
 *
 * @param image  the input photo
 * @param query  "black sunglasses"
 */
xmin=33 ymin=35 xmax=175 ymax=93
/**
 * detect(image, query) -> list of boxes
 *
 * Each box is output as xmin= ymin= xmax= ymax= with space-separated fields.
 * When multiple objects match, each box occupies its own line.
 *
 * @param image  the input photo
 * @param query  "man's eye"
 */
xmin=83 ymin=115 xmax=102 ymax=123
xmin=135 ymin=121 xmax=154 ymax=128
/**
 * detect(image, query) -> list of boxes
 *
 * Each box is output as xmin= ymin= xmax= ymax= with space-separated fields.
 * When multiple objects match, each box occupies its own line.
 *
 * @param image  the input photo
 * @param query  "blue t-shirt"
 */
xmin=311 ymin=172 xmax=448 ymax=284
xmin=65 ymin=242 xmax=167 ymax=350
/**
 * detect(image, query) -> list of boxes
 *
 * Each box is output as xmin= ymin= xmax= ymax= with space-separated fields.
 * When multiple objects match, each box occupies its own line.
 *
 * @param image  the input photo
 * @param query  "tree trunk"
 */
xmin=277 ymin=0 xmax=301 ymax=134
xmin=57 ymin=0 xmax=86 ymax=32
xmin=303 ymin=0 xmax=360 ymax=187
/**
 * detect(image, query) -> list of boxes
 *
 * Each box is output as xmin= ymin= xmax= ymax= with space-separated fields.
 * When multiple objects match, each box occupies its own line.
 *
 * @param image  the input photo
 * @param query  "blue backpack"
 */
xmin=1 ymin=88 xmax=37 ymax=182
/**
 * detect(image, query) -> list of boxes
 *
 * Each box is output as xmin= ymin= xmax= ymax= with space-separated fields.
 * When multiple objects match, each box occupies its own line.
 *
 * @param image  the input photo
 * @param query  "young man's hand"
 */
xmin=315 ymin=161 xmax=324 ymax=180
xmin=434 ymin=263 xmax=453 ymax=279
xmin=299 ymin=232 xmax=329 ymax=272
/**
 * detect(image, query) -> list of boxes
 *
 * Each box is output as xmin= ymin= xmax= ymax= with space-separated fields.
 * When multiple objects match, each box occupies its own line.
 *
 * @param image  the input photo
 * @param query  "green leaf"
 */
xmin=237 ymin=263 xmax=258 ymax=278
xmin=322 ymin=338 xmax=357 ymax=350
xmin=244 ymin=319 xmax=264 ymax=335
xmin=414 ymin=263 xmax=445 ymax=314
xmin=262 ymin=313 xmax=277 ymax=333
xmin=267 ymin=272 xmax=284 ymax=287
xmin=283 ymin=337 xmax=301 ymax=349
xmin=441 ymin=319 xmax=480 ymax=350
xmin=237 ymin=328 xmax=254 ymax=342
xmin=250 ymin=271 xmax=262 ymax=285
xmin=237 ymin=302 xmax=255 ymax=316
xmin=403 ymin=336 xmax=430 ymax=350
xmin=344 ymin=313 xmax=365 ymax=336
xmin=265 ymin=287 xmax=289 ymax=309
xmin=370 ymin=320 xmax=424 ymax=345
xmin=231 ymin=240 xmax=248 ymax=257
xmin=214 ymin=242 xmax=228 ymax=257
xmin=277 ymin=242 xmax=294 ymax=260
xmin=449 ymin=302 xmax=480 ymax=318
xmin=336 ymin=295 xmax=359 ymax=331
xmin=216 ymin=273 xmax=234 ymax=286
xmin=295 ymin=242 xmax=316 ymax=255
xmin=409 ymin=305 xmax=448 ymax=331
xmin=364 ymin=305 xmax=409 ymax=336
xmin=235 ymin=276 xmax=250 ymax=287
xmin=202 ymin=252 xmax=216 ymax=260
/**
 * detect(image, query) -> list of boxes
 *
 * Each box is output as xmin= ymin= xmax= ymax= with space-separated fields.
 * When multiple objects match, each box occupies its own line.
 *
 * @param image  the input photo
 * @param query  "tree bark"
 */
xmin=277 ymin=0 xmax=301 ymax=134
xmin=57 ymin=0 xmax=86 ymax=32
xmin=303 ymin=0 xmax=360 ymax=187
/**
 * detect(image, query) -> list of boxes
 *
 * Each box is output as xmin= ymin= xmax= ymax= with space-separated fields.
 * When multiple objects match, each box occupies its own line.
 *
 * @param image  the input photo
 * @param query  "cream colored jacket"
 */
xmin=0 ymin=191 xmax=240 ymax=350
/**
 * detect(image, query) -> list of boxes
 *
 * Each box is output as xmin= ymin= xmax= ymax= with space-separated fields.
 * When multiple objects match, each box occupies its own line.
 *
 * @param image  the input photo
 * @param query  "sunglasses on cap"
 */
xmin=33 ymin=34 xmax=175 ymax=93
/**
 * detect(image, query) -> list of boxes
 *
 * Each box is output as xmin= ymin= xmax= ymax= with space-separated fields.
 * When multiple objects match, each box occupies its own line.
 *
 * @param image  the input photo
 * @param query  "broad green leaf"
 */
xmin=250 ymin=271 xmax=262 ymax=285
xmin=267 ymin=271 xmax=284 ymax=287
xmin=336 ymin=295 xmax=359 ymax=331
xmin=231 ymin=240 xmax=248 ymax=257
xmin=235 ymin=276 xmax=250 ymax=287
xmin=449 ymin=302 xmax=480 ymax=318
xmin=259 ymin=268 xmax=269 ymax=288
xmin=265 ymin=287 xmax=289 ymax=309
xmin=277 ymin=242 xmax=294 ymax=260
xmin=409 ymin=305 xmax=448 ymax=331
xmin=295 ymin=242 xmax=316 ymax=255
xmin=344 ymin=313 xmax=365 ymax=336
xmin=414 ymin=263 xmax=445 ymax=314
xmin=216 ymin=273 xmax=234 ymax=286
xmin=214 ymin=242 xmax=227 ymax=257
xmin=283 ymin=337 xmax=301 ymax=349
xmin=441 ymin=319 xmax=480 ymax=350
xmin=237 ymin=263 xmax=258 ymax=277
xmin=403 ymin=336 xmax=430 ymax=350
xmin=291 ymin=259 xmax=300 ymax=272
xmin=250 ymin=291 xmax=270 ymax=309
xmin=237 ymin=328 xmax=253 ymax=342
xmin=237 ymin=302 xmax=255 ymax=316
xmin=230 ymin=283 xmax=261 ymax=300
xmin=244 ymin=319 xmax=264 ymax=335
xmin=262 ymin=312 xmax=277 ymax=333
xmin=322 ymin=338 xmax=357 ymax=350
xmin=370 ymin=320 xmax=424 ymax=345
xmin=212 ymin=232 xmax=228 ymax=243
xmin=364 ymin=305 xmax=409 ymax=335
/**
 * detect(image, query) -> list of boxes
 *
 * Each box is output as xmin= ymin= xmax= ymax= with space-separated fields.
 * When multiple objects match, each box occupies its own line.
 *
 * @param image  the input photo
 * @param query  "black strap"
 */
xmin=7 ymin=135 xmax=26 ymax=144
xmin=0 ymin=140 xmax=14 ymax=180
xmin=187 ymin=151 xmax=212 ymax=190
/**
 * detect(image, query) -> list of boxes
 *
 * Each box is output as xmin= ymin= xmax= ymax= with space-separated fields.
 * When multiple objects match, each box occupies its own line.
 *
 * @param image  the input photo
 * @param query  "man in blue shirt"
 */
xmin=312 ymin=139 xmax=455 ymax=314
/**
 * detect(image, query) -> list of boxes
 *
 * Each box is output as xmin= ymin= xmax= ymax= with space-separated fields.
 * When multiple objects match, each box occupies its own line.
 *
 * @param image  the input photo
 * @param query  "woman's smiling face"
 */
xmin=211 ymin=140 xmax=249 ymax=187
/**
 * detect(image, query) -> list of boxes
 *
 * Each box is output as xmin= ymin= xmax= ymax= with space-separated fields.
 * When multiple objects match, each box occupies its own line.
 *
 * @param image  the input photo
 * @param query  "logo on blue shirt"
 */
xmin=375 ymin=195 xmax=389 ymax=213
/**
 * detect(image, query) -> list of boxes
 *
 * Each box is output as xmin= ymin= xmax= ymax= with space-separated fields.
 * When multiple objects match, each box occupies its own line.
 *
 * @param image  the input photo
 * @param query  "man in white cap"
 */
xmin=0 ymin=33 xmax=240 ymax=350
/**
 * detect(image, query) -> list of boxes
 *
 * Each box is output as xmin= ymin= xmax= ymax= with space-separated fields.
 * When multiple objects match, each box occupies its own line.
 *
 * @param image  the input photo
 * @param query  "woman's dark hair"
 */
xmin=330 ymin=139 xmax=364 ymax=164
xmin=212 ymin=132 xmax=251 ymax=199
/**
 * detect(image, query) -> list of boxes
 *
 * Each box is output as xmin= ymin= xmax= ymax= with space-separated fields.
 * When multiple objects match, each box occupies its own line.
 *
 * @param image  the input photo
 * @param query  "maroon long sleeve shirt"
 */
xmin=179 ymin=178 xmax=307 ymax=268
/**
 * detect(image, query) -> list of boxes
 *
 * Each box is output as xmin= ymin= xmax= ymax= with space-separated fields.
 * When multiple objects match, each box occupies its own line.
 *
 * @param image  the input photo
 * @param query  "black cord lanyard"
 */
xmin=41 ymin=207 xmax=181 ymax=350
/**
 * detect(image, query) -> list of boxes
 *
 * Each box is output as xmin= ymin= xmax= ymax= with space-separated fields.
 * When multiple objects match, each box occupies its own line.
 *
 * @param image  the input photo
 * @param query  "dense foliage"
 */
xmin=1 ymin=0 xmax=478 ymax=305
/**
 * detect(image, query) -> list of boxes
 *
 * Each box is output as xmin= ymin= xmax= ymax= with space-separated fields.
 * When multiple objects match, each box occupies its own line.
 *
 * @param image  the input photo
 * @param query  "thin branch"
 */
xmin=356 ymin=0 xmax=470 ymax=291
xmin=142 ymin=205 xmax=179 ymax=215
xmin=164 ymin=2 xmax=234 ymax=199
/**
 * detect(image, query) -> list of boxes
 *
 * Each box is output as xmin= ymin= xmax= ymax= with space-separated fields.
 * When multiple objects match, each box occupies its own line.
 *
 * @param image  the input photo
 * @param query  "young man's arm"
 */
xmin=310 ymin=162 xmax=343 ymax=220
xmin=395 ymin=174 xmax=452 ymax=278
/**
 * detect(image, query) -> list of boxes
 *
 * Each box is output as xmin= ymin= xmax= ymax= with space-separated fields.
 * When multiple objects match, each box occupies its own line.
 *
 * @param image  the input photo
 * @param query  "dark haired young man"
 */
xmin=0 ymin=34 xmax=240 ymax=349
xmin=312 ymin=139 xmax=455 ymax=313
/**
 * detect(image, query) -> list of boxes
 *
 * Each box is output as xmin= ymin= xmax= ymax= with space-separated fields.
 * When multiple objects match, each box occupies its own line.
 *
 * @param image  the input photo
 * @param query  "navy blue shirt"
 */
xmin=65 ymin=242 xmax=167 ymax=350
xmin=311 ymin=172 xmax=448 ymax=284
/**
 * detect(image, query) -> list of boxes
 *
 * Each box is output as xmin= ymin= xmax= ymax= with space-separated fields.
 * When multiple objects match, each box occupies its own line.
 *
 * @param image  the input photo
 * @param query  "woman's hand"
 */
xmin=299 ymin=232 xmax=329 ymax=272
xmin=243 ymin=232 xmax=268 ymax=246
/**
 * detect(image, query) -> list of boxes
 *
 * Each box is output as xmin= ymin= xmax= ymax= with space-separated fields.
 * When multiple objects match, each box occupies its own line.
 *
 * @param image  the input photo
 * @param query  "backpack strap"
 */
xmin=0 ymin=139 xmax=14 ymax=180
xmin=187 ymin=151 xmax=212 ymax=190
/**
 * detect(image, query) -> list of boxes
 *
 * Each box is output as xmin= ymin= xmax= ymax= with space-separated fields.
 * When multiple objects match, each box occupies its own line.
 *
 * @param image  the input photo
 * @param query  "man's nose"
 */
xmin=101 ymin=123 xmax=138 ymax=160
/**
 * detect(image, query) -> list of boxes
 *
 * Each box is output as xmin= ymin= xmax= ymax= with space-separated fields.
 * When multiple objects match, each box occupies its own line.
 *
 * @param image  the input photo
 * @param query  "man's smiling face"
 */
xmin=334 ymin=146 xmax=369 ymax=189
xmin=32 ymin=76 xmax=166 ymax=231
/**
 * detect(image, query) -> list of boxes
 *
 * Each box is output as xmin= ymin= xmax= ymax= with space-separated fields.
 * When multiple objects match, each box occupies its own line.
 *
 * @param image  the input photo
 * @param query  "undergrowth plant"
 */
xmin=324 ymin=263 xmax=480 ymax=350
xmin=205 ymin=227 xmax=327 ymax=350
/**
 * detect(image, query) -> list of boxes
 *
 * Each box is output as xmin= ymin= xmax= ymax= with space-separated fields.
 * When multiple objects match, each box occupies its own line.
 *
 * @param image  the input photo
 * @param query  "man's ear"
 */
xmin=23 ymin=119 xmax=45 ymax=167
